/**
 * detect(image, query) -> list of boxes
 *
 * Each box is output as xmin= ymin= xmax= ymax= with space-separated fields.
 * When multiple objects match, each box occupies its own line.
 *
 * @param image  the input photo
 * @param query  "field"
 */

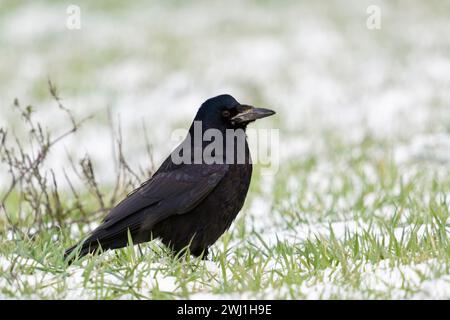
xmin=1 ymin=0 xmax=450 ymax=299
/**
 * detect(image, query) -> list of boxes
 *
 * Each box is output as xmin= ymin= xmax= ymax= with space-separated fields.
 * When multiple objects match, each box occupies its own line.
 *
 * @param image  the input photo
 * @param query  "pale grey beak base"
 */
xmin=231 ymin=107 xmax=276 ymax=124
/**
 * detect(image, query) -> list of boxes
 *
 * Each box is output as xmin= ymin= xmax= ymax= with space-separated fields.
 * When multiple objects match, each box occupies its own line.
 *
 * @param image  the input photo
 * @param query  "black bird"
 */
xmin=65 ymin=94 xmax=275 ymax=261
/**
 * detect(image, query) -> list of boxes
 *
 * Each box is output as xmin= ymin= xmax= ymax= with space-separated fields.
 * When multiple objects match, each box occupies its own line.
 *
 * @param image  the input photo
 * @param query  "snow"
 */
xmin=1 ymin=0 xmax=450 ymax=299
xmin=187 ymin=259 xmax=450 ymax=300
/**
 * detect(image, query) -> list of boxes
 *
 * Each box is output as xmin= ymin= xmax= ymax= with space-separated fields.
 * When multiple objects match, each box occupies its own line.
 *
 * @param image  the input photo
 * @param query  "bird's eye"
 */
xmin=222 ymin=110 xmax=231 ymax=118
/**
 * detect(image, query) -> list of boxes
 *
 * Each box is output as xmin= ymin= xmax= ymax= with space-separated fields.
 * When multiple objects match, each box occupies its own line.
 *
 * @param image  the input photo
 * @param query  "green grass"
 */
xmin=1 ymin=0 xmax=450 ymax=300
xmin=1 ymin=134 xmax=449 ymax=299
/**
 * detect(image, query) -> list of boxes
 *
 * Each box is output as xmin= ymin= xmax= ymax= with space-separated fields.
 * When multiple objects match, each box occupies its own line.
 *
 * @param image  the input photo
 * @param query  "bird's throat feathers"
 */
xmin=174 ymin=122 xmax=251 ymax=166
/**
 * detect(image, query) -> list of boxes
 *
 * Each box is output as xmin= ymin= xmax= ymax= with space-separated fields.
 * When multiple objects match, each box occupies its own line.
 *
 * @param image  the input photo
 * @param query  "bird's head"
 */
xmin=193 ymin=94 xmax=276 ymax=131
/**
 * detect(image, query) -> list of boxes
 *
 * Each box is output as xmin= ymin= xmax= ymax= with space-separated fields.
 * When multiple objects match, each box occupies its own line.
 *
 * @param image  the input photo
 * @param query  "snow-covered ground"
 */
xmin=1 ymin=0 xmax=450 ymax=299
xmin=1 ymin=0 xmax=449 ymax=186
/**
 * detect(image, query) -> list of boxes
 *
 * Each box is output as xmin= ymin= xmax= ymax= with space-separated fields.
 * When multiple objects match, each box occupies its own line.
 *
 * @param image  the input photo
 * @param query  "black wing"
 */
xmin=103 ymin=162 xmax=228 ymax=229
xmin=65 ymin=162 xmax=229 ymax=259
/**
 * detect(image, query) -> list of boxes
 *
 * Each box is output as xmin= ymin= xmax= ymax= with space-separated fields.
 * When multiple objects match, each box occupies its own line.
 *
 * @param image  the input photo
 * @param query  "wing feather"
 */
xmin=99 ymin=163 xmax=228 ymax=231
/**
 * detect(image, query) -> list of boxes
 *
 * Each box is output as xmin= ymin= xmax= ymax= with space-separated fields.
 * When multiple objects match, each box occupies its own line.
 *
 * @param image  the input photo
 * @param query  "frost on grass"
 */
xmin=296 ymin=259 xmax=450 ymax=300
xmin=1 ymin=0 xmax=450 ymax=299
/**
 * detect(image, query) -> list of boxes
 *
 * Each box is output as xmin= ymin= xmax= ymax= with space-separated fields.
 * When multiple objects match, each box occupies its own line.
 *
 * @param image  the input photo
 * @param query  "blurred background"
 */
xmin=1 ymin=0 xmax=450 ymax=300
xmin=0 ymin=0 xmax=449 ymax=185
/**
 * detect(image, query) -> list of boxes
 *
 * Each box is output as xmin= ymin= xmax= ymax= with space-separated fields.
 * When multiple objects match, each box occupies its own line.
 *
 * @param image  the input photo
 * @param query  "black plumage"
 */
xmin=65 ymin=94 xmax=275 ymax=261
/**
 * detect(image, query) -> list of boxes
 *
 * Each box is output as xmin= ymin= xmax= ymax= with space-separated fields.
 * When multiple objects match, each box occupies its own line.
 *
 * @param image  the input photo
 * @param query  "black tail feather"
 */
xmin=64 ymin=232 xmax=132 ymax=264
xmin=64 ymin=223 xmax=145 ymax=264
xmin=64 ymin=241 xmax=100 ymax=264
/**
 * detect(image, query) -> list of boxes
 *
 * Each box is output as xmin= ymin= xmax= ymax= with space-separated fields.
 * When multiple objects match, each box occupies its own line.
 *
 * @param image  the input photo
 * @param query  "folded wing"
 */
xmin=65 ymin=163 xmax=228 ymax=259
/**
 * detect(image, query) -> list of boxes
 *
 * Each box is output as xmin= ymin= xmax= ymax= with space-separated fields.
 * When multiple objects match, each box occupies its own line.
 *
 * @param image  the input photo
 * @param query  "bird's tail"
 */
xmin=64 ymin=241 xmax=100 ymax=264
xmin=64 ymin=229 xmax=133 ymax=264
xmin=64 ymin=216 xmax=146 ymax=264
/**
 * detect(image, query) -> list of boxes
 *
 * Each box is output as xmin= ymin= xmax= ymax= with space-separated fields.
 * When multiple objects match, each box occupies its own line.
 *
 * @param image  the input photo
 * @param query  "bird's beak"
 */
xmin=231 ymin=105 xmax=276 ymax=124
